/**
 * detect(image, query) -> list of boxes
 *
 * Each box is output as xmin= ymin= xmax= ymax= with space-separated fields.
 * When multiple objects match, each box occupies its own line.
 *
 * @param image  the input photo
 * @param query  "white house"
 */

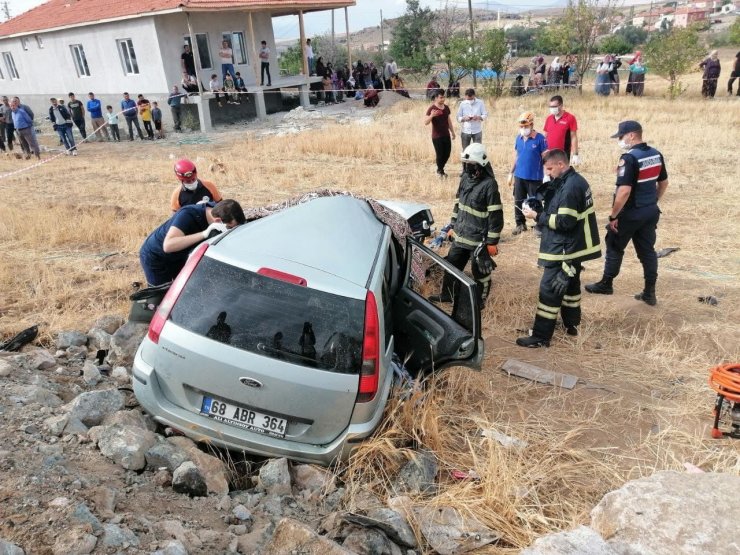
xmin=0 ymin=0 xmax=355 ymax=130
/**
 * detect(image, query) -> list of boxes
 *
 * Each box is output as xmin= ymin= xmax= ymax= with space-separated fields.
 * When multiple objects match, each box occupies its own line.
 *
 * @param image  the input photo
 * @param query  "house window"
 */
xmin=2 ymin=52 xmax=19 ymax=80
xmin=222 ymin=32 xmax=248 ymax=65
xmin=116 ymin=38 xmax=139 ymax=75
xmin=36 ymin=35 xmax=44 ymax=49
xmin=21 ymin=38 xmax=29 ymax=51
xmin=183 ymin=34 xmax=213 ymax=70
xmin=70 ymin=44 xmax=91 ymax=77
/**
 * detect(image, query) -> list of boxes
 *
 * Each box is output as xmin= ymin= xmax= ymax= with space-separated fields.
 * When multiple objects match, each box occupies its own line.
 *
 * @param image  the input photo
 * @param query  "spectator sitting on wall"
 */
xmin=234 ymin=72 xmax=248 ymax=103
xmin=182 ymin=72 xmax=199 ymax=95
xmin=391 ymin=74 xmax=410 ymax=98
xmin=223 ymin=73 xmax=238 ymax=104
xmin=209 ymin=74 xmax=225 ymax=108
xmin=426 ymin=75 xmax=441 ymax=100
xmin=510 ymin=75 xmax=526 ymax=96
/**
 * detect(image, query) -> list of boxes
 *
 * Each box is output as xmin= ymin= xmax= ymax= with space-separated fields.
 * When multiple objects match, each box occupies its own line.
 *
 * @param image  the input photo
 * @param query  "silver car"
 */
xmin=133 ymin=196 xmax=483 ymax=465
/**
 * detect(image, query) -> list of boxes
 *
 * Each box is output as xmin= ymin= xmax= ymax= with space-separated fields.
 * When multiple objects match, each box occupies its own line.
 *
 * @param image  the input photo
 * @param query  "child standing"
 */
xmin=151 ymin=102 xmax=164 ymax=139
xmin=106 ymin=106 xmax=120 ymax=141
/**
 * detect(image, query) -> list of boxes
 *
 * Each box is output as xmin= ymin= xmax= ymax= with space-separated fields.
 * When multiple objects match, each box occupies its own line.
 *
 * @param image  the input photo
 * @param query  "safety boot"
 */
xmin=516 ymin=335 xmax=550 ymax=348
xmin=585 ymin=276 xmax=613 ymax=295
xmin=634 ymin=283 xmax=657 ymax=306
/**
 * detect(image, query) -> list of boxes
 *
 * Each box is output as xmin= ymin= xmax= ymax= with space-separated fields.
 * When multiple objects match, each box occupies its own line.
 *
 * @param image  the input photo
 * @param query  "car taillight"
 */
xmin=257 ymin=267 xmax=307 ymax=286
xmin=357 ymin=291 xmax=379 ymax=403
xmin=148 ymin=242 xmax=209 ymax=344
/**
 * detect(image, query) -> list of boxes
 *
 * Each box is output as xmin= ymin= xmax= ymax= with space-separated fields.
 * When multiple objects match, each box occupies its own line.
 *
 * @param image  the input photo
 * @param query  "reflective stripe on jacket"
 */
xmin=536 ymin=168 xmax=601 ymax=266
xmin=451 ymin=166 xmax=504 ymax=249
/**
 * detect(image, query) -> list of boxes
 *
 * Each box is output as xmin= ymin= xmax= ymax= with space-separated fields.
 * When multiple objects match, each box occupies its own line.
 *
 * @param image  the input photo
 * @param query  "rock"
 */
xmin=98 ymin=424 xmax=158 ymax=470
xmin=101 ymin=523 xmax=139 ymax=548
xmin=172 ymin=461 xmax=208 ymax=497
xmin=87 ymin=328 xmax=112 ymax=351
xmin=153 ymin=469 xmax=173 ymax=488
xmin=292 ymin=464 xmax=337 ymax=494
xmin=45 ymin=414 xmax=70 ymax=436
xmin=48 ymin=497 xmax=71 ymax=508
xmin=152 ymin=540 xmax=189 ymax=555
xmin=521 ymin=526 xmax=616 ymax=555
xmin=92 ymin=315 xmax=125 ymax=335
xmin=0 ymin=359 xmax=14 ymax=377
xmin=89 ymin=486 xmax=117 ymax=519
xmin=63 ymin=416 xmax=89 ymax=435
xmin=590 ymin=471 xmax=740 ymax=555
xmin=233 ymin=504 xmax=252 ymax=521
xmin=146 ymin=441 xmax=189 ymax=472
xmin=56 ymin=330 xmax=88 ymax=350
xmin=27 ymin=349 xmax=57 ymax=370
xmin=64 ymin=389 xmax=124 ymax=427
xmin=396 ymin=450 xmax=438 ymax=495
xmin=168 ymin=436 xmax=229 ymax=495
xmin=415 ymin=506 xmax=500 ymax=555
xmin=259 ymin=457 xmax=292 ymax=496
xmin=102 ymin=409 xmax=152 ymax=430
xmin=343 ymin=527 xmax=397 ymax=554
xmin=52 ymin=528 xmax=97 ymax=555
xmin=26 ymin=386 xmax=62 ymax=407
xmin=66 ymin=345 xmax=87 ymax=361
xmin=107 ymin=321 xmax=148 ymax=366
xmin=262 ymin=518 xmax=355 ymax=555
xmin=154 ymin=520 xmax=202 ymax=553
xmin=343 ymin=508 xmax=417 ymax=548
xmin=71 ymin=503 xmax=103 ymax=532
xmin=229 ymin=524 xmax=248 ymax=536
xmin=81 ymin=361 xmax=101 ymax=386
xmin=111 ymin=366 xmax=130 ymax=384
xmin=0 ymin=539 xmax=24 ymax=555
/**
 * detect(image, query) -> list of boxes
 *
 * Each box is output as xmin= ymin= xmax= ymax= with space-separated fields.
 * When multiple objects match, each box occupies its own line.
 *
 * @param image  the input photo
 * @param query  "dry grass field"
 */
xmin=1 ymin=59 xmax=739 ymax=551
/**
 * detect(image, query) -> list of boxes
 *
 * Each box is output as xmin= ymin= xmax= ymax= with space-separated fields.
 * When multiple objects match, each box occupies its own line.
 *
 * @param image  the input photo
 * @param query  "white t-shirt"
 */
xmin=209 ymin=78 xmax=221 ymax=91
xmin=51 ymin=106 xmax=67 ymax=126
xmin=106 ymin=112 xmax=119 ymax=125
xmin=306 ymin=44 xmax=314 ymax=58
xmin=260 ymin=47 xmax=270 ymax=61
xmin=219 ymin=47 xmax=233 ymax=64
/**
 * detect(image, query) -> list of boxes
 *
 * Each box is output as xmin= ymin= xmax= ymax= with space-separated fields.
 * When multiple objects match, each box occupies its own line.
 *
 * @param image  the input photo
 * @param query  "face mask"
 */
xmin=465 ymin=164 xmax=480 ymax=178
xmin=183 ymin=180 xmax=198 ymax=191
xmin=520 ymin=127 xmax=531 ymax=137
xmin=618 ymin=139 xmax=630 ymax=150
xmin=549 ymin=107 xmax=560 ymax=116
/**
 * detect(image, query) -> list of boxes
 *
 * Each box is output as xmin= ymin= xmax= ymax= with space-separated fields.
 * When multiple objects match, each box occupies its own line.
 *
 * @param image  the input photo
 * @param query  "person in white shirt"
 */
xmin=209 ymin=74 xmax=225 ymax=107
xmin=306 ymin=38 xmax=315 ymax=75
xmin=456 ymin=88 xmax=488 ymax=149
xmin=219 ymin=40 xmax=235 ymax=82
xmin=259 ymin=40 xmax=272 ymax=86
xmin=390 ymin=59 xmax=398 ymax=76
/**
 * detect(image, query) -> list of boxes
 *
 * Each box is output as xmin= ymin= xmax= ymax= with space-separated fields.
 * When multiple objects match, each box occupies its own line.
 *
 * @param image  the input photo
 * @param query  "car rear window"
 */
xmin=169 ymin=257 xmax=365 ymax=374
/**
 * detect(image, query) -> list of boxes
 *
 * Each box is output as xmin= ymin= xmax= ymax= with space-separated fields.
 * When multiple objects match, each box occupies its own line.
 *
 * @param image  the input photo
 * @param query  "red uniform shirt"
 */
xmin=543 ymin=110 xmax=578 ymax=156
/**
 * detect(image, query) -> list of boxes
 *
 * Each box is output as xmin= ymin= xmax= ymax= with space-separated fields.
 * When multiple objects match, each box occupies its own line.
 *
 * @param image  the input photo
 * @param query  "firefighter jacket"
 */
xmin=450 ymin=165 xmax=504 ymax=250
xmin=536 ymin=167 xmax=601 ymax=267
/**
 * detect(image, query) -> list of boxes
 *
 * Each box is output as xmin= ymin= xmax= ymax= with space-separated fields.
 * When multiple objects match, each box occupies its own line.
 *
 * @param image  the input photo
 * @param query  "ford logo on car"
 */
xmin=239 ymin=377 xmax=263 ymax=388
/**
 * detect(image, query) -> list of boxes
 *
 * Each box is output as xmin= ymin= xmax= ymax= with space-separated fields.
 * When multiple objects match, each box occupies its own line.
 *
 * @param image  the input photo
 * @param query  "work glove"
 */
xmin=542 ymin=174 xmax=551 ymax=183
xmin=473 ymin=243 xmax=496 ymax=274
xmin=506 ymin=173 xmax=514 ymax=188
xmin=551 ymin=262 xmax=576 ymax=297
xmin=570 ymin=154 xmax=580 ymax=166
xmin=202 ymin=222 xmax=228 ymax=239
xmin=487 ymin=244 xmax=498 ymax=257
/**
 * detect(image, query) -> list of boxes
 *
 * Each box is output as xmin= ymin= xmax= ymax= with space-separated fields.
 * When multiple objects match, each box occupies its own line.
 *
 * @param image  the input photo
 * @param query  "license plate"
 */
xmin=200 ymin=397 xmax=287 ymax=438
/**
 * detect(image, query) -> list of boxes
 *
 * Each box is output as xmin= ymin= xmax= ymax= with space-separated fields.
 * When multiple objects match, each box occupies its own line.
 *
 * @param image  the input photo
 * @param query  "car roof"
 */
xmin=210 ymin=196 xmax=385 ymax=290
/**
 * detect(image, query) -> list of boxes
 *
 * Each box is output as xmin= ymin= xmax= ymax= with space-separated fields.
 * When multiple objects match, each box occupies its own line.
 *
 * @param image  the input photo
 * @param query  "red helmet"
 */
xmin=174 ymin=159 xmax=197 ymax=182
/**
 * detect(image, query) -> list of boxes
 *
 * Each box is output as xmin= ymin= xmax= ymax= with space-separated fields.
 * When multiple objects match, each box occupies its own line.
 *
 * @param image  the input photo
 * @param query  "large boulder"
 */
xmin=81 ymin=361 xmax=101 ymax=386
xmin=146 ymin=441 xmax=190 ymax=472
xmin=262 ymin=518 xmax=355 ymax=555
xmin=107 ymin=322 xmax=148 ymax=366
xmin=292 ymin=464 xmax=337 ymax=495
xmin=92 ymin=315 xmax=125 ymax=335
xmin=26 ymin=349 xmax=56 ymax=371
xmin=100 ymin=524 xmax=139 ymax=549
xmin=97 ymin=425 xmax=158 ymax=470
xmin=167 ymin=436 xmax=229 ymax=495
xmin=87 ymin=328 xmax=113 ymax=351
xmin=52 ymin=528 xmax=97 ymax=555
xmin=0 ymin=538 xmax=25 ymax=555
xmin=172 ymin=461 xmax=208 ymax=497
xmin=56 ymin=331 xmax=88 ymax=350
xmin=63 ymin=389 xmax=124 ymax=427
xmin=591 ymin=471 xmax=740 ymax=555
xmin=521 ymin=526 xmax=617 ymax=555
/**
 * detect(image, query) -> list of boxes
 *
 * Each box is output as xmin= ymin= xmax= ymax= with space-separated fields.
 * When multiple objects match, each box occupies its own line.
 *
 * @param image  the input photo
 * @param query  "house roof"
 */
xmin=674 ymin=7 xmax=709 ymax=14
xmin=0 ymin=0 xmax=354 ymax=38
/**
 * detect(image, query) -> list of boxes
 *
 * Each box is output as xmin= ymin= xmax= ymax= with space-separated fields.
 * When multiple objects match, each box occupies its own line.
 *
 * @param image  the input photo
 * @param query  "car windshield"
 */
xmin=169 ymin=257 xmax=365 ymax=374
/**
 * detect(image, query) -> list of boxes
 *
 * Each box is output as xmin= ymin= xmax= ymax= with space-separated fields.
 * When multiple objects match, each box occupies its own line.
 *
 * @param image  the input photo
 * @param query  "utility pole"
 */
xmin=468 ymin=0 xmax=476 ymax=87
xmin=1 ymin=2 xmax=10 ymax=20
xmin=331 ymin=10 xmax=335 ymax=50
xmin=380 ymin=9 xmax=385 ymax=61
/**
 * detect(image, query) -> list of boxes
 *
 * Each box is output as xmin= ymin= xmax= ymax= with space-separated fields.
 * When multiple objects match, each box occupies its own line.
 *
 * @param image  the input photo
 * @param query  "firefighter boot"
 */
xmin=634 ymin=282 xmax=657 ymax=306
xmin=585 ymin=276 xmax=613 ymax=295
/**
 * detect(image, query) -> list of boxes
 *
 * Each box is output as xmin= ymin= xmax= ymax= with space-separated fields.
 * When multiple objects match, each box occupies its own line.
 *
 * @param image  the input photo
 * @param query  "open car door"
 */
xmin=392 ymin=238 xmax=484 ymax=376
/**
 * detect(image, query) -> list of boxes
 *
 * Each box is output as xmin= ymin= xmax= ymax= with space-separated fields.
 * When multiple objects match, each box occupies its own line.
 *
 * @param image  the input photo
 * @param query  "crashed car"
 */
xmin=132 ymin=195 xmax=483 ymax=465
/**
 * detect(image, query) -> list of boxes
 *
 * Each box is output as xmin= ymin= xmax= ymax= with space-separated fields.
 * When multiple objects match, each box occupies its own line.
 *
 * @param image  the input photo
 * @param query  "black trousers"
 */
xmin=125 ymin=117 xmax=144 ymax=140
xmin=532 ymin=263 xmax=582 ymax=340
xmin=728 ymin=74 xmax=740 ymax=95
xmin=109 ymin=124 xmax=120 ymax=141
xmin=513 ymin=177 xmax=542 ymax=226
xmin=143 ymin=120 xmax=154 ymax=139
xmin=603 ymin=205 xmax=660 ymax=284
xmin=5 ymin=124 xmax=14 ymax=150
xmin=432 ymin=135 xmax=452 ymax=174
xmin=440 ymin=244 xmax=492 ymax=307
xmin=73 ymin=118 xmax=87 ymax=139
xmin=261 ymin=62 xmax=271 ymax=85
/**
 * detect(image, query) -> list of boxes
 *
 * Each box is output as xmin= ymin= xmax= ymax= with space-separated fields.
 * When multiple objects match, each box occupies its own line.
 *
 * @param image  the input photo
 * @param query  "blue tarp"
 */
xmin=439 ymin=68 xmax=499 ymax=79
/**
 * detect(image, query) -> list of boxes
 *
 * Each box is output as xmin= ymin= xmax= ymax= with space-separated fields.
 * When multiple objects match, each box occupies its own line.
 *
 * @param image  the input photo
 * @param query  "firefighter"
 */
xmin=170 ymin=158 xmax=224 ymax=212
xmin=585 ymin=121 xmax=669 ymax=306
xmin=432 ymin=142 xmax=504 ymax=308
xmin=517 ymin=149 xmax=601 ymax=348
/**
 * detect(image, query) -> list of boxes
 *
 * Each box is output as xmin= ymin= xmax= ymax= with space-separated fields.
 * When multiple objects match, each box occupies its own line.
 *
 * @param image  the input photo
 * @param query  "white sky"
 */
xmin=5 ymin=0 xmax=568 ymax=39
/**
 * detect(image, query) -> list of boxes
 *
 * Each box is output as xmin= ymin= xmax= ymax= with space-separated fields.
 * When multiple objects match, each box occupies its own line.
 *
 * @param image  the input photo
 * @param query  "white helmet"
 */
xmin=461 ymin=142 xmax=489 ymax=166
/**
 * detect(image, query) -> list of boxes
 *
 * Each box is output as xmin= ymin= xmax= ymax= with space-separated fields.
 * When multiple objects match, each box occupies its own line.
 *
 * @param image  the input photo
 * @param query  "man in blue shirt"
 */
xmin=139 ymin=199 xmax=246 ymax=286
xmin=120 ymin=92 xmax=144 ymax=141
xmin=10 ymin=97 xmax=39 ymax=160
xmin=507 ymin=111 xmax=547 ymax=235
xmin=87 ymin=92 xmax=110 ymax=142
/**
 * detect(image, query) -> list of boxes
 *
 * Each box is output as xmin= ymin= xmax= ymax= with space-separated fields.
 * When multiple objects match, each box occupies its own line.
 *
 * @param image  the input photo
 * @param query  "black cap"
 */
xmin=611 ymin=120 xmax=642 ymax=138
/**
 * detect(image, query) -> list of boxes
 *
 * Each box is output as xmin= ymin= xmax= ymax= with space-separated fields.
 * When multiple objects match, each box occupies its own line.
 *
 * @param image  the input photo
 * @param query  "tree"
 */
xmin=730 ymin=17 xmax=740 ymax=45
xmin=279 ymin=45 xmax=303 ymax=75
xmin=479 ymin=29 xmax=512 ymax=97
xmin=431 ymin=3 xmax=477 ymax=86
xmin=389 ymin=0 xmax=436 ymax=74
xmin=598 ymin=34 xmax=634 ymax=54
xmin=504 ymin=26 xmax=539 ymax=56
xmin=644 ymin=26 xmax=704 ymax=98
xmin=615 ymin=24 xmax=648 ymax=48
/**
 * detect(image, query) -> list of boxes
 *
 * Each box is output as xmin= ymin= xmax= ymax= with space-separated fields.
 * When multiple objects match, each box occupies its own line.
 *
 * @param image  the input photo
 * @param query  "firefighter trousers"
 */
xmin=532 ymin=263 xmax=582 ymax=340
xmin=440 ymin=244 xmax=492 ymax=307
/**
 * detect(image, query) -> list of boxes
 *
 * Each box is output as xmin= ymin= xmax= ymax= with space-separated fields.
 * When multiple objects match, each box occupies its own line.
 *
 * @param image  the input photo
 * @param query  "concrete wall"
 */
xmin=155 ymin=11 xmax=277 ymax=91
